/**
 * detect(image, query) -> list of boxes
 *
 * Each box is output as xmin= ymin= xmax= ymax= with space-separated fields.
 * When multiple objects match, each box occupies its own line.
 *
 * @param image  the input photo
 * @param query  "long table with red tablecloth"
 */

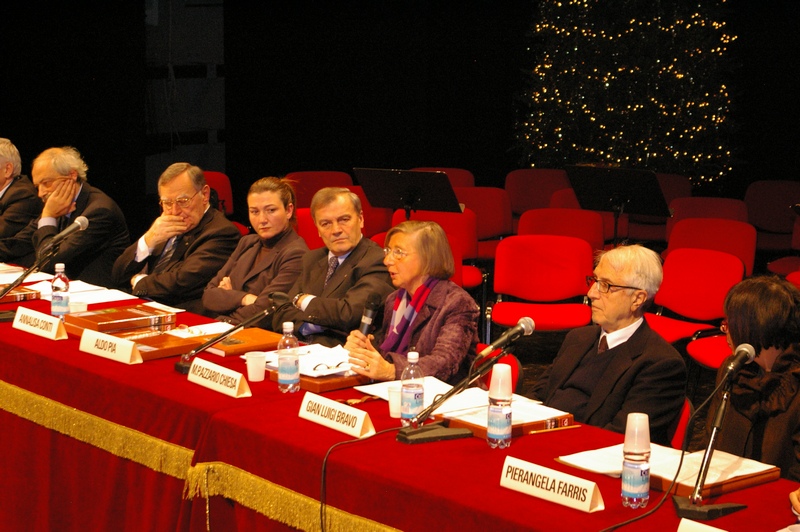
xmin=0 ymin=298 xmax=797 ymax=531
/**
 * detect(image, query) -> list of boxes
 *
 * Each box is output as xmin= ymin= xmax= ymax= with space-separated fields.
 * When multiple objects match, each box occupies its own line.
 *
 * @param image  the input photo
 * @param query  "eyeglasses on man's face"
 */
xmin=159 ymin=189 xmax=200 ymax=209
xmin=586 ymin=276 xmax=642 ymax=294
xmin=383 ymin=247 xmax=412 ymax=261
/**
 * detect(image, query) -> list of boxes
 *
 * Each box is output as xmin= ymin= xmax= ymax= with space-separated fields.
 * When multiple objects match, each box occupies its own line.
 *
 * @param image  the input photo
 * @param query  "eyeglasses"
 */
xmin=383 ymin=247 xmax=412 ymax=261
xmin=721 ymin=319 xmax=729 ymax=334
xmin=159 ymin=190 xmax=200 ymax=209
xmin=313 ymin=361 xmax=349 ymax=371
xmin=586 ymin=276 xmax=642 ymax=294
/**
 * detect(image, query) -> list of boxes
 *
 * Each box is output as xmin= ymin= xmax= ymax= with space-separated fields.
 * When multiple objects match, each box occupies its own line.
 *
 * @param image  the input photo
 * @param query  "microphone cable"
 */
xmin=599 ymin=377 xmax=729 ymax=532
xmin=319 ymin=426 xmax=402 ymax=532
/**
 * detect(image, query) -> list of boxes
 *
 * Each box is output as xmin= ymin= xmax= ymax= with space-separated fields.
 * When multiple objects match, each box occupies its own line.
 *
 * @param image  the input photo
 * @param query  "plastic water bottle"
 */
xmin=277 ymin=321 xmax=300 ymax=393
xmin=400 ymin=351 xmax=424 ymax=427
xmin=51 ymin=263 xmax=70 ymax=320
xmin=487 ymin=363 xmax=513 ymax=449
xmin=621 ymin=412 xmax=651 ymax=508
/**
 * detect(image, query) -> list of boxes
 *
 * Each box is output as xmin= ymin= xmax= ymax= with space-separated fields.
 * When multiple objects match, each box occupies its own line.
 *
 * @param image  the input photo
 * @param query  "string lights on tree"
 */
xmin=515 ymin=0 xmax=736 ymax=186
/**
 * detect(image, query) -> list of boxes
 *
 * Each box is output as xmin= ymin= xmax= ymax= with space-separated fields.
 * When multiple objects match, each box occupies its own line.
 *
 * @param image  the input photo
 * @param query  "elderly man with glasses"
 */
xmin=530 ymin=244 xmax=686 ymax=446
xmin=112 ymin=162 xmax=240 ymax=313
xmin=0 ymin=145 xmax=130 ymax=287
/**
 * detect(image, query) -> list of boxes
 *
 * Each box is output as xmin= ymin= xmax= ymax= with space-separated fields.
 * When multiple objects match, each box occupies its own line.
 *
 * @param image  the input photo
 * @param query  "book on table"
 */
xmin=430 ymin=388 xmax=574 ymax=439
xmin=556 ymin=442 xmax=781 ymax=498
xmin=0 ymin=285 xmax=41 ymax=304
xmin=63 ymin=304 xmax=176 ymax=333
xmin=203 ymin=327 xmax=283 ymax=357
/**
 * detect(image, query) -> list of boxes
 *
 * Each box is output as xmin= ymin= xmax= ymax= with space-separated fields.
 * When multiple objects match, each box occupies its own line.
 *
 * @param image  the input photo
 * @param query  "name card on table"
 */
xmin=79 ymin=329 xmax=143 ymax=365
xmin=12 ymin=307 xmax=67 ymax=340
xmin=500 ymin=456 xmax=604 ymax=513
xmin=187 ymin=357 xmax=252 ymax=398
xmin=299 ymin=392 xmax=376 ymax=439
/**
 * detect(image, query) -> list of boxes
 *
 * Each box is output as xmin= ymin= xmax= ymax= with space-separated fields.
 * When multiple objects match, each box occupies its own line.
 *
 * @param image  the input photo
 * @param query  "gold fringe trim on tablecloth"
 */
xmin=0 ymin=379 xmax=193 ymax=479
xmin=186 ymin=462 xmax=400 ymax=532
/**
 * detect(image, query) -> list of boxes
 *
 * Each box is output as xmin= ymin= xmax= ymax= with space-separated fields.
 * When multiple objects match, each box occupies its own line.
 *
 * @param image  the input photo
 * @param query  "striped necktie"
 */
xmin=324 ymin=255 xmax=339 ymax=286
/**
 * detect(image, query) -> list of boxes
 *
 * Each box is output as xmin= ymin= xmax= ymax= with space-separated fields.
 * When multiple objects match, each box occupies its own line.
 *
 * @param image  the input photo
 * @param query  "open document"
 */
xmin=557 ymin=443 xmax=780 ymax=497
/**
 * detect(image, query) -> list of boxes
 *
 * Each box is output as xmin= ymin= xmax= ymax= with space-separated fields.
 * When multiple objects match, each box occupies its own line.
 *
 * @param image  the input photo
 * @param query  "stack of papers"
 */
xmin=557 ymin=442 xmax=780 ymax=497
xmin=261 ymin=344 xmax=355 ymax=378
xmin=27 ymin=280 xmax=138 ymax=305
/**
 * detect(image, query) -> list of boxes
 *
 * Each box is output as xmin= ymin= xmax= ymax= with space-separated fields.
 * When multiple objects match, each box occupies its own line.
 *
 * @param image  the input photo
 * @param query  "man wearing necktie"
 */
xmin=530 ymin=244 xmax=686 ymax=446
xmin=271 ymin=187 xmax=393 ymax=347
xmin=112 ymin=163 xmax=240 ymax=313
xmin=0 ymin=146 xmax=130 ymax=287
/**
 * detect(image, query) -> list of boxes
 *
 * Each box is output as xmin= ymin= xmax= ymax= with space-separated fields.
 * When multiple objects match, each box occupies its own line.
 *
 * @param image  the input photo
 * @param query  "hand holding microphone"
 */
xmin=358 ymin=292 xmax=383 ymax=335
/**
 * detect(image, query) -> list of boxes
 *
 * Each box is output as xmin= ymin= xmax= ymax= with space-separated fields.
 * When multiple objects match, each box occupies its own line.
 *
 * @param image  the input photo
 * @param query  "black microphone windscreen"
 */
xmin=366 ymin=292 xmax=382 ymax=311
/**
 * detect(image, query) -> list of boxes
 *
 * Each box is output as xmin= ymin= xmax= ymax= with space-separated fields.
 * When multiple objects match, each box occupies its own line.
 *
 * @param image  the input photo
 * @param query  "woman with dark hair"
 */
xmin=708 ymin=275 xmax=800 ymax=481
xmin=202 ymin=177 xmax=308 ymax=324
xmin=344 ymin=220 xmax=479 ymax=384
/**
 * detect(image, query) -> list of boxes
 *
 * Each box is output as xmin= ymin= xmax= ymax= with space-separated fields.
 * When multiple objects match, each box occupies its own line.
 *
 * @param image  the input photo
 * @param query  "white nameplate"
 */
xmin=298 ymin=392 xmax=376 ymax=439
xmin=500 ymin=455 xmax=604 ymax=513
xmin=12 ymin=307 xmax=67 ymax=340
xmin=79 ymin=329 xmax=143 ymax=365
xmin=187 ymin=357 xmax=252 ymax=398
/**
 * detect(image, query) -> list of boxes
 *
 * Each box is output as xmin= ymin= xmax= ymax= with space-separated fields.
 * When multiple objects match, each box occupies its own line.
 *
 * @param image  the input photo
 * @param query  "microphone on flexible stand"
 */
xmin=174 ymin=304 xmax=275 ymax=374
xmin=673 ymin=343 xmax=755 ymax=519
xmin=397 ymin=317 xmax=535 ymax=444
xmin=0 ymin=218 xmax=87 ymax=300
xmin=358 ymin=293 xmax=383 ymax=336
xmin=51 ymin=216 xmax=89 ymax=246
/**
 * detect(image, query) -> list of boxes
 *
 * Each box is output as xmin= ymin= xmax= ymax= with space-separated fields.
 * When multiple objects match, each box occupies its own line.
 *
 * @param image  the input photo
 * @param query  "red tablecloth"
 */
xmin=1 ymin=299 xmax=798 ymax=531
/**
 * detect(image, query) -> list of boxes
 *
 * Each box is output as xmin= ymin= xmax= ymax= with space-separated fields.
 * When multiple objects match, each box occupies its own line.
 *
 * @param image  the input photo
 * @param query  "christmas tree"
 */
xmin=515 ymin=0 xmax=736 ymax=187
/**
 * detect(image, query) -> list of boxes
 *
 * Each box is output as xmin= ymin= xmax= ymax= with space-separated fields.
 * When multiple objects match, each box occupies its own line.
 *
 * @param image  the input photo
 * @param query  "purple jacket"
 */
xmin=373 ymin=280 xmax=479 ymax=384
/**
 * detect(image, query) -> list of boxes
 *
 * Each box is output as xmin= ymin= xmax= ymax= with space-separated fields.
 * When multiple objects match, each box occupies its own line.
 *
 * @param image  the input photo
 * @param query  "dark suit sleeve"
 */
xmin=117 ymin=211 xmax=241 ymax=304
xmin=203 ymin=235 xmax=307 ymax=323
xmin=0 ymin=179 xmax=41 ymax=239
xmin=300 ymin=245 xmax=392 ymax=331
xmin=601 ymin=342 xmax=687 ymax=439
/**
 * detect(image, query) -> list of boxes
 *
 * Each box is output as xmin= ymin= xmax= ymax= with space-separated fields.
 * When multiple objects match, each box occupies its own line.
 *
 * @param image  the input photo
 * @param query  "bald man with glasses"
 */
xmin=112 ymin=163 xmax=240 ymax=313
xmin=530 ymin=244 xmax=686 ymax=446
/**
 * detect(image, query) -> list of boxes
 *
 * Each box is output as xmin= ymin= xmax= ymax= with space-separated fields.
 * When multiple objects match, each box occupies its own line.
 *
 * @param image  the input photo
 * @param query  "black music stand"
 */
xmin=565 ymin=166 xmax=669 ymax=246
xmin=353 ymin=167 xmax=462 ymax=220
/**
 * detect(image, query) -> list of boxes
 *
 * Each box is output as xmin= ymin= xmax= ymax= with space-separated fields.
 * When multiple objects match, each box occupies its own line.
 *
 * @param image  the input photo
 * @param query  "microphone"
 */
xmin=477 ymin=317 xmax=535 ymax=358
xmin=51 ymin=216 xmax=89 ymax=246
xmin=722 ymin=343 xmax=755 ymax=382
xmin=358 ymin=293 xmax=383 ymax=335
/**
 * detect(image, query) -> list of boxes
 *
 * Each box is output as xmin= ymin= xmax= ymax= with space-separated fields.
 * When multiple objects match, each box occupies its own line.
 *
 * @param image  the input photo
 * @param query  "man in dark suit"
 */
xmin=272 ymin=187 xmax=393 ymax=347
xmin=0 ymin=146 xmax=129 ymax=287
xmin=112 ymin=163 xmax=240 ymax=313
xmin=530 ymin=244 xmax=686 ymax=446
xmin=0 ymin=138 xmax=41 ymax=239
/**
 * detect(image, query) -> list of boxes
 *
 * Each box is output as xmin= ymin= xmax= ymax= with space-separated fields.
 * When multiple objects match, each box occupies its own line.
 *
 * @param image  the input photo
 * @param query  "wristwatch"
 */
xmin=292 ymin=293 xmax=305 ymax=309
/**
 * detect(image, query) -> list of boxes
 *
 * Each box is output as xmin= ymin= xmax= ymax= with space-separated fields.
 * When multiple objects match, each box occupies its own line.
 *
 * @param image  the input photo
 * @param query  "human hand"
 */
xmin=144 ymin=215 xmax=188 ymax=248
xmin=790 ymin=487 xmax=800 ymax=517
xmin=241 ymin=294 xmax=257 ymax=306
xmin=345 ymin=332 xmax=394 ymax=381
xmin=41 ymin=179 xmax=78 ymax=218
xmin=219 ymin=276 xmax=232 ymax=290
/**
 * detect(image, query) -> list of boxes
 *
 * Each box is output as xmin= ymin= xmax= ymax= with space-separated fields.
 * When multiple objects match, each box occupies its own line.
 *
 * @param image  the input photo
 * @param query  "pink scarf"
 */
xmin=380 ymin=277 xmax=439 ymax=354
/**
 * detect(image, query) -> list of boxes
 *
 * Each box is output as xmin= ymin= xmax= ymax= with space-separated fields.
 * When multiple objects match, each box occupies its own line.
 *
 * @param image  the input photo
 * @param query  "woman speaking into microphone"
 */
xmin=344 ymin=220 xmax=478 ymax=384
xmin=707 ymin=275 xmax=800 ymax=482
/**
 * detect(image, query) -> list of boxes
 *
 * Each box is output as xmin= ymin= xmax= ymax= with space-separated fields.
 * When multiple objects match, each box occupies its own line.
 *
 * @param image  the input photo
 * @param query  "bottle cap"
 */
xmin=488 ymin=363 xmax=513 ymax=400
xmin=282 ymin=321 xmax=293 ymax=333
xmin=407 ymin=351 xmax=419 ymax=363
xmin=623 ymin=412 xmax=651 ymax=453
xmin=55 ymin=263 xmax=65 ymax=271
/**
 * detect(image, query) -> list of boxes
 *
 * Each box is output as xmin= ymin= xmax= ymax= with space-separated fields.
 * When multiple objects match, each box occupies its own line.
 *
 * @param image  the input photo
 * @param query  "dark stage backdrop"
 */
xmin=224 ymin=1 xmax=799 ymax=213
xmin=223 ymin=1 xmax=533 ymax=212
xmin=3 ymin=2 xmax=148 ymax=235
